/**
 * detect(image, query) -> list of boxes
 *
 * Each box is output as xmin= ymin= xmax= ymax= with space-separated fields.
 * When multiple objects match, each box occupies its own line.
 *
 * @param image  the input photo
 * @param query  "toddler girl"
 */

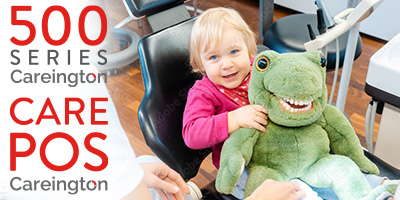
xmin=182 ymin=7 xmax=268 ymax=170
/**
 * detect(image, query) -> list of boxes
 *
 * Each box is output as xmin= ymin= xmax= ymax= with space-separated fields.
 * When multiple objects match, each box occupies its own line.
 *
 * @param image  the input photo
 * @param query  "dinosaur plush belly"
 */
xmin=251 ymin=122 xmax=330 ymax=178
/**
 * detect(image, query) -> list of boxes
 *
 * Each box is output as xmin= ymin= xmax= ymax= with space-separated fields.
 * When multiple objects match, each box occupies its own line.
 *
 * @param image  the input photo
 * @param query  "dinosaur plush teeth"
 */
xmin=279 ymin=98 xmax=313 ymax=113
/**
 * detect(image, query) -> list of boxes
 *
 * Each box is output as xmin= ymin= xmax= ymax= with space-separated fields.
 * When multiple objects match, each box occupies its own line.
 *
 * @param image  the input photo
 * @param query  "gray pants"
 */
xmin=231 ymin=167 xmax=386 ymax=200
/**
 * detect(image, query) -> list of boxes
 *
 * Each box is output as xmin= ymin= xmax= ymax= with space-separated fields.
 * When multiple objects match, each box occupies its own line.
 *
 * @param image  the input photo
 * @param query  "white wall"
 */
xmin=274 ymin=0 xmax=400 ymax=41
xmin=274 ymin=0 xmax=347 ymax=15
xmin=360 ymin=0 xmax=400 ymax=41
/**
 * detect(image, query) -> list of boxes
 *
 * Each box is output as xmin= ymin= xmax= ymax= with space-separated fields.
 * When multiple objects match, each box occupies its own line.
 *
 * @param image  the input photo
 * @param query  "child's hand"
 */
xmin=228 ymin=105 xmax=268 ymax=134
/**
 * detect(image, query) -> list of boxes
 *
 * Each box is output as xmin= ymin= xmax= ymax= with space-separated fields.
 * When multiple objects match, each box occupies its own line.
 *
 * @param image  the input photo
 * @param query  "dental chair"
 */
xmin=137 ymin=17 xmax=224 ymax=200
xmin=137 ymin=16 xmax=205 ymax=181
xmin=137 ymin=15 xmax=269 ymax=199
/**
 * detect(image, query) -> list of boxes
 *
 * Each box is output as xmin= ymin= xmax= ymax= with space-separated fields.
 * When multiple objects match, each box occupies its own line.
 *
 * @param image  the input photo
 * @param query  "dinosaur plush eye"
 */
xmin=320 ymin=55 xmax=327 ymax=68
xmin=256 ymin=56 xmax=270 ymax=72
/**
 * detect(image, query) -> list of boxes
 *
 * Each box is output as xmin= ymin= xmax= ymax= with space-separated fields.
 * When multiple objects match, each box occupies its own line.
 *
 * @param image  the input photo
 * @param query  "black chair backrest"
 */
xmin=124 ymin=0 xmax=185 ymax=17
xmin=138 ymin=17 xmax=211 ymax=181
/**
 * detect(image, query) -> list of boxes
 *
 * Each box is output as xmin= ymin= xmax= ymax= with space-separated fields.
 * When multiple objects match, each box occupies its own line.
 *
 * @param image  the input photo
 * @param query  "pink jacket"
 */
xmin=182 ymin=76 xmax=240 ymax=168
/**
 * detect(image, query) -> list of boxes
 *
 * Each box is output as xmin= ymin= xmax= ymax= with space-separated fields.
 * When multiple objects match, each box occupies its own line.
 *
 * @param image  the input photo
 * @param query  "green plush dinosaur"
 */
xmin=215 ymin=50 xmax=381 ymax=199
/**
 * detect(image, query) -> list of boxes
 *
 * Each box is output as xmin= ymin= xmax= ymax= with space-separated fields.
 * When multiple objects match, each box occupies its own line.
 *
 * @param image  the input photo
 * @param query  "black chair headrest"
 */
xmin=124 ymin=0 xmax=185 ymax=17
xmin=138 ymin=17 xmax=212 ymax=181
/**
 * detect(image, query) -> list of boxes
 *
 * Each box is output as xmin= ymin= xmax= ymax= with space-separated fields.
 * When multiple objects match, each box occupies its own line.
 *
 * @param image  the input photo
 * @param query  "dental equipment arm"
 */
xmin=304 ymin=0 xmax=383 ymax=112
xmin=305 ymin=0 xmax=382 ymax=52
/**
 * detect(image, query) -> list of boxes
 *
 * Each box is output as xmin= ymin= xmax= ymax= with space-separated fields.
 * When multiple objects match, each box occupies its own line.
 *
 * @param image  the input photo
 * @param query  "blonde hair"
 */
xmin=189 ymin=7 xmax=257 ymax=73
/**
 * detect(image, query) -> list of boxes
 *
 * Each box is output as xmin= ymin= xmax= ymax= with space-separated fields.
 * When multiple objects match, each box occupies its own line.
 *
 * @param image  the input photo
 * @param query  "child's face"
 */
xmin=200 ymin=27 xmax=251 ymax=89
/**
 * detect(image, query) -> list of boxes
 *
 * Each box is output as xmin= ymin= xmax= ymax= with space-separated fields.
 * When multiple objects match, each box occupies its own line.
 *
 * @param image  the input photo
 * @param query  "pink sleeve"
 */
xmin=182 ymin=88 xmax=229 ymax=149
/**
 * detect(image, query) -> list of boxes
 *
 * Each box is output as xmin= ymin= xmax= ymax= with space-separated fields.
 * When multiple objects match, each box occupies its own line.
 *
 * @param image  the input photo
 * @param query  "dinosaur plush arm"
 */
xmin=216 ymin=128 xmax=260 ymax=194
xmin=321 ymin=105 xmax=379 ymax=175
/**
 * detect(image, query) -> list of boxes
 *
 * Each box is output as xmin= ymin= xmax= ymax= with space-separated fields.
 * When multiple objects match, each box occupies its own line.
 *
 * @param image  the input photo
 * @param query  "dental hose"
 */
xmin=365 ymin=100 xmax=378 ymax=153
xmin=315 ymin=8 xmax=339 ymax=106
xmin=328 ymin=38 xmax=340 ymax=105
